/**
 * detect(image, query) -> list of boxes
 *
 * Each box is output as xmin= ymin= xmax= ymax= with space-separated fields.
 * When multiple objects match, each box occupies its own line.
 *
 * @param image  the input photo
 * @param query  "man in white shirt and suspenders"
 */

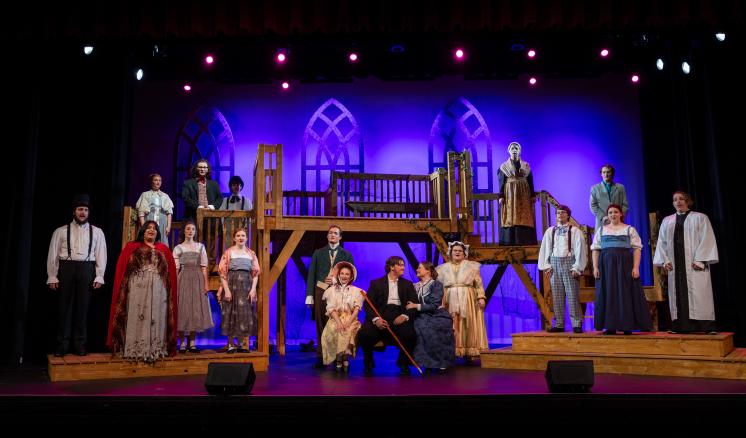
xmin=46 ymin=194 xmax=107 ymax=357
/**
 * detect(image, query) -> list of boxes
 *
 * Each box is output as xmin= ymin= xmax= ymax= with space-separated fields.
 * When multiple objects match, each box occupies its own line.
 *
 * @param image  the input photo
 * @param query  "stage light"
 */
xmin=715 ymin=33 xmax=726 ymax=42
xmin=656 ymin=59 xmax=664 ymax=71
xmin=276 ymin=50 xmax=287 ymax=64
xmin=631 ymin=74 xmax=640 ymax=83
xmin=83 ymin=46 xmax=94 ymax=55
xmin=389 ymin=44 xmax=405 ymax=54
xmin=681 ymin=61 xmax=691 ymax=75
xmin=600 ymin=49 xmax=609 ymax=58
xmin=281 ymin=81 xmax=290 ymax=90
xmin=529 ymin=77 xmax=537 ymax=86
xmin=454 ymin=49 xmax=465 ymax=60
xmin=204 ymin=55 xmax=215 ymax=65
xmin=348 ymin=52 xmax=359 ymax=62
xmin=183 ymin=84 xmax=192 ymax=92
xmin=135 ymin=69 xmax=144 ymax=81
xmin=527 ymin=49 xmax=537 ymax=59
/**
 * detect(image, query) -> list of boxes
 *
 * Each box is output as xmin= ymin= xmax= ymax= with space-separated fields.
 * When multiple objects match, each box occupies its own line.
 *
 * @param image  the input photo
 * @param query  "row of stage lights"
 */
xmin=81 ymin=32 xmax=728 ymax=92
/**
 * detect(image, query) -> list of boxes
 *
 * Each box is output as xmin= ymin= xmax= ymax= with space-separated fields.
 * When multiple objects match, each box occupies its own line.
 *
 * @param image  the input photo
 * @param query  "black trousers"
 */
xmin=313 ymin=286 xmax=328 ymax=360
xmin=56 ymin=260 xmax=95 ymax=352
xmin=358 ymin=304 xmax=416 ymax=367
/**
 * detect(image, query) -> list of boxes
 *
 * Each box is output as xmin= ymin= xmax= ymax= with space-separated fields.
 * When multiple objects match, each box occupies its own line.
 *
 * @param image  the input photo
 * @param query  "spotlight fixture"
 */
xmin=600 ymin=49 xmax=610 ymax=58
xmin=83 ymin=46 xmax=94 ymax=55
xmin=681 ymin=61 xmax=691 ymax=75
xmin=348 ymin=52 xmax=359 ymax=62
xmin=204 ymin=55 xmax=215 ymax=65
xmin=183 ymin=84 xmax=192 ymax=92
xmin=389 ymin=44 xmax=405 ymax=54
xmin=527 ymin=49 xmax=537 ymax=59
xmin=135 ymin=69 xmax=144 ymax=81
xmin=454 ymin=48 xmax=465 ymax=60
xmin=529 ymin=77 xmax=537 ymax=86
xmin=631 ymin=74 xmax=640 ymax=83
xmin=715 ymin=32 xmax=726 ymax=42
xmin=281 ymin=81 xmax=290 ymax=90
xmin=656 ymin=59 xmax=664 ymax=71
xmin=276 ymin=50 xmax=288 ymax=64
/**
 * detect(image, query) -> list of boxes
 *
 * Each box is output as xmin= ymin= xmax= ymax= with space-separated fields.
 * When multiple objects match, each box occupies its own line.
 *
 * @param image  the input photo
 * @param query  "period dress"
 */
xmin=218 ymin=248 xmax=260 ymax=339
xmin=107 ymin=242 xmax=178 ymax=362
xmin=173 ymin=242 xmax=213 ymax=332
xmin=592 ymin=225 xmax=653 ymax=332
xmin=436 ymin=260 xmax=488 ymax=358
xmin=320 ymin=282 xmax=363 ymax=365
xmin=412 ymin=279 xmax=455 ymax=369
xmin=135 ymin=190 xmax=174 ymax=245
xmin=498 ymin=158 xmax=537 ymax=245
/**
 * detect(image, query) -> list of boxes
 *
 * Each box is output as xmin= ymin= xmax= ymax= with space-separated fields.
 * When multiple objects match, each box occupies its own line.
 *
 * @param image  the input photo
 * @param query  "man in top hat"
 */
xmin=46 ymin=194 xmax=107 ymax=356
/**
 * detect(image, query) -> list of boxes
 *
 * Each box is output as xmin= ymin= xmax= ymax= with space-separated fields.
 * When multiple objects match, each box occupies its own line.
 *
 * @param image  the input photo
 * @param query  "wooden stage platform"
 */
xmin=481 ymin=331 xmax=746 ymax=380
xmin=47 ymin=351 xmax=268 ymax=382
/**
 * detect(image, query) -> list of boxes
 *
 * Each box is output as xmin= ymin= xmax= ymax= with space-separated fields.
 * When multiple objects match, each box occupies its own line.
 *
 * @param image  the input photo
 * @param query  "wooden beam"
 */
xmin=510 ymin=260 xmax=554 ymax=324
xmin=259 ymin=229 xmax=271 ymax=354
xmin=268 ymin=230 xmax=305 ymax=287
xmin=397 ymin=241 xmax=421 ymax=272
xmin=274 ymin=217 xmax=455 ymax=233
xmin=484 ymin=263 xmax=508 ymax=305
xmin=292 ymin=254 xmax=309 ymax=280
xmin=277 ymin=269 xmax=287 ymax=356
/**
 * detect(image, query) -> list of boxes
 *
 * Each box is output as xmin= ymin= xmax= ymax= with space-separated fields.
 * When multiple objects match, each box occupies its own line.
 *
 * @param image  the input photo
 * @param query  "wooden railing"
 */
xmin=282 ymin=190 xmax=331 ymax=216
xmin=121 ymin=206 xmax=184 ymax=249
xmin=327 ymin=169 xmax=447 ymax=219
xmin=254 ymin=143 xmax=283 ymax=228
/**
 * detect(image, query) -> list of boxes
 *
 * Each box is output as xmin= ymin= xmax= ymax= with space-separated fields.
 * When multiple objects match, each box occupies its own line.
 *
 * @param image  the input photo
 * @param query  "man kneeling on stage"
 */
xmin=357 ymin=256 xmax=418 ymax=375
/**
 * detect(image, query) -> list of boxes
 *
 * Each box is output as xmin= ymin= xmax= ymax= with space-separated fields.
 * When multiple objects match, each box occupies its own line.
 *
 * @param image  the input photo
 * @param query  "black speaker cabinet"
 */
xmin=205 ymin=363 xmax=256 ymax=395
xmin=545 ymin=360 xmax=594 ymax=393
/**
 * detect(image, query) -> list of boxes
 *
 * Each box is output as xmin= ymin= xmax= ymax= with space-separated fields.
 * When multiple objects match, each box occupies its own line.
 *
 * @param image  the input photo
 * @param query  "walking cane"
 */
xmin=359 ymin=290 xmax=423 ymax=375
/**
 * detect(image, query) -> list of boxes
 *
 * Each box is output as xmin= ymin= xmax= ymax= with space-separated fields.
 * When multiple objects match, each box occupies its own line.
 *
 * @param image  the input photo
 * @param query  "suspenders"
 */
xmin=548 ymin=225 xmax=572 ymax=263
xmin=66 ymin=223 xmax=94 ymax=261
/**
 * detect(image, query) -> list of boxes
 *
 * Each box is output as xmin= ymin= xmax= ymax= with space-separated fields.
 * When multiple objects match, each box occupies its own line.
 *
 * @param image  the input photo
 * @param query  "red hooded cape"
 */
xmin=106 ymin=241 xmax=179 ymax=356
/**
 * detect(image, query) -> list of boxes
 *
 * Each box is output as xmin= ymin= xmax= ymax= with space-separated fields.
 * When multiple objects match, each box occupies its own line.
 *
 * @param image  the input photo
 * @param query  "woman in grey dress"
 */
xmin=107 ymin=221 xmax=178 ymax=362
xmin=406 ymin=261 xmax=455 ymax=372
xmin=173 ymin=221 xmax=213 ymax=353
xmin=218 ymin=228 xmax=260 ymax=353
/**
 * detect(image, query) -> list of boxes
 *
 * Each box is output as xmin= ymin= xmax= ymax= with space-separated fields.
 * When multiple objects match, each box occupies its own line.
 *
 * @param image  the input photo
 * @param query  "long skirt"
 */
xmin=221 ymin=270 xmax=257 ymax=338
xmin=594 ymin=248 xmax=653 ymax=331
xmin=124 ymin=270 xmax=168 ymax=362
xmin=449 ymin=286 xmax=489 ymax=358
xmin=414 ymin=310 xmax=455 ymax=369
xmin=177 ymin=253 xmax=214 ymax=332
xmin=321 ymin=311 xmax=361 ymax=365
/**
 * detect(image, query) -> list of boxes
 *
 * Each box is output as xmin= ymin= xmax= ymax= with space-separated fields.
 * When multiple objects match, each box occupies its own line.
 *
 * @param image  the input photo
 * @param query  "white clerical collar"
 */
xmin=329 ymin=243 xmax=340 ymax=250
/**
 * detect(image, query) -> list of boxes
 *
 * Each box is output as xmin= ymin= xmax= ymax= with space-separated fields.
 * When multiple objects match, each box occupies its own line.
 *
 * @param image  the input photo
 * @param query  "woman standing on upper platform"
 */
xmin=592 ymin=204 xmax=652 ymax=335
xmin=135 ymin=173 xmax=174 ymax=246
xmin=653 ymin=191 xmax=719 ymax=334
xmin=498 ymin=142 xmax=537 ymax=245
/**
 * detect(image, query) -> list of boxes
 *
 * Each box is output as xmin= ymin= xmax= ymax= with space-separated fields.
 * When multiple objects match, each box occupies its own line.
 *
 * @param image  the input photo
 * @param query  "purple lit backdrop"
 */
xmin=131 ymin=75 xmax=647 ymax=344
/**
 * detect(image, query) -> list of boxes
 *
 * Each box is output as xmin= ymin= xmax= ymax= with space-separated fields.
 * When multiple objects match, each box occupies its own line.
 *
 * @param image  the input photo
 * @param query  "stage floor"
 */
xmin=4 ymin=347 xmax=746 ymax=397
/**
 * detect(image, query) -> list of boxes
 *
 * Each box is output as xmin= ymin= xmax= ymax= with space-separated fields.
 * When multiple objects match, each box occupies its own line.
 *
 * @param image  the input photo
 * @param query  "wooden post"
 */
xmin=447 ymin=152 xmax=458 ymax=232
xmin=510 ymin=259 xmax=554 ymax=325
xmin=259 ymin=229 xmax=271 ymax=354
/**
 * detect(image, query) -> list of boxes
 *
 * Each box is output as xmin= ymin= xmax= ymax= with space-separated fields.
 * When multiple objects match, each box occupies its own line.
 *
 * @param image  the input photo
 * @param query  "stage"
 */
xmin=3 ymin=347 xmax=746 ymax=428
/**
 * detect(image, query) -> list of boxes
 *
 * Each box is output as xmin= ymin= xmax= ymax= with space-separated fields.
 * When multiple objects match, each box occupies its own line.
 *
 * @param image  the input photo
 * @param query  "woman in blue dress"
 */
xmin=592 ymin=204 xmax=653 ymax=335
xmin=406 ymin=261 xmax=455 ymax=372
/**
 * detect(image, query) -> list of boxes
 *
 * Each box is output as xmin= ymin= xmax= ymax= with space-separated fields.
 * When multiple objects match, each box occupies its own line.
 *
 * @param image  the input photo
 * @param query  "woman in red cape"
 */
xmin=106 ymin=220 xmax=178 ymax=360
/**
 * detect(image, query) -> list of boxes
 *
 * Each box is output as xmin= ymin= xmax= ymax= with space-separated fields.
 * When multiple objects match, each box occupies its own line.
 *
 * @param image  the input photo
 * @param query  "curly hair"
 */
xmin=190 ymin=159 xmax=212 ymax=179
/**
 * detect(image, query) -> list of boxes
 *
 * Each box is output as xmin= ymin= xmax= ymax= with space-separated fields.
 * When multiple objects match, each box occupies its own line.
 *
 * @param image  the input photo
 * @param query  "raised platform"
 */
xmin=47 ymin=351 xmax=268 ymax=382
xmin=482 ymin=331 xmax=746 ymax=380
